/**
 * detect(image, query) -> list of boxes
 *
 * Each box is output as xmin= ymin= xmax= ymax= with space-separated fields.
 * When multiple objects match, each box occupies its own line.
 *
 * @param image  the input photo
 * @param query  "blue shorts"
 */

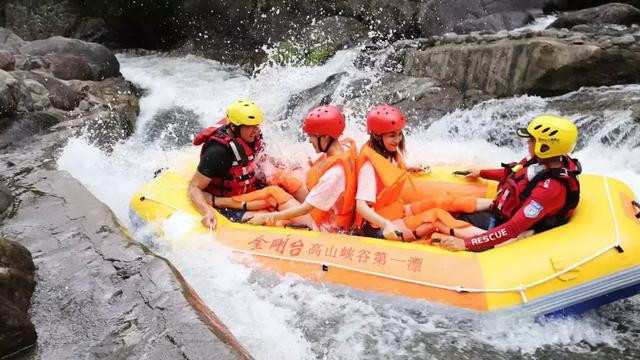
xmin=216 ymin=208 xmax=246 ymax=223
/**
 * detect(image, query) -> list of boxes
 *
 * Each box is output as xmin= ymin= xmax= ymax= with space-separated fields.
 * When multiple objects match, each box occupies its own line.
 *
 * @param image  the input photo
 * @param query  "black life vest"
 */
xmin=193 ymin=119 xmax=263 ymax=197
xmin=491 ymin=155 xmax=581 ymax=232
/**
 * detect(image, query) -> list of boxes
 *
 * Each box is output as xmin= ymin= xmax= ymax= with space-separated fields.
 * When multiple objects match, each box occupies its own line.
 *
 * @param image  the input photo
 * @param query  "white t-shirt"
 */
xmin=355 ymin=160 xmax=378 ymax=203
xmin=305 ymin=164 xmax=346 ymax=212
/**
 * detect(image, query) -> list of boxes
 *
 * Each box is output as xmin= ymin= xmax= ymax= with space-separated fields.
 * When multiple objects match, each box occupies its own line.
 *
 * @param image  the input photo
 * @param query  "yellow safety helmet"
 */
xmin=226 ymin=100 xmax=264 ymax=126
xmin=516 ymin=115 xmax=578 ymax=158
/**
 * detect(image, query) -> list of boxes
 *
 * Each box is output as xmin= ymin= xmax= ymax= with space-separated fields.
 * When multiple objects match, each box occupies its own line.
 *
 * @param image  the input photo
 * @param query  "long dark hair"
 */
xmin=367 ymin=133 xmax=406 ymax=161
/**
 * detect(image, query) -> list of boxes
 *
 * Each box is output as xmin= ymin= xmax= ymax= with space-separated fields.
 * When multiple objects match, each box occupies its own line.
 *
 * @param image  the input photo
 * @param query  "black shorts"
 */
xmin=456 ymin=211 xmax=499 ymax=230
xmin=216 ymin=208 xmax=246 ymax=223
xmin=358 ymin=223 xmax=384 ymax=239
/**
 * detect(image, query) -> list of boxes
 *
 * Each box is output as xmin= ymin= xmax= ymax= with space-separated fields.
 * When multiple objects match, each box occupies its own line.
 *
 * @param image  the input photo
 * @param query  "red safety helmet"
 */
xmin=302 ymin=105 xmax=346 ymax=139
xmin=366 ymin=105 xmax=406 ymax=135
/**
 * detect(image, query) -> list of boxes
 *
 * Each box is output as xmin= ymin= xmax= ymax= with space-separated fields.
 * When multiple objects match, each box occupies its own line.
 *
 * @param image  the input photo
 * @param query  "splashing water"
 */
xmin=58 ymin=52 xmax=640 ymax=359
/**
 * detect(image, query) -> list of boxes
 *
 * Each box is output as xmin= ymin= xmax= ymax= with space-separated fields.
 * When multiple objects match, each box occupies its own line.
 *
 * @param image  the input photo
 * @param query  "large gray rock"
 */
xmin=16 ymin=78 xmax=51 ymax=112
xmin=0 ymin=238 xmax=37 ymax=358
xmin=416 ymin=0 xmax=545 ymax=38
xmin=543 ymin=0 xmax=640 ymax=13
xmin=13 ymin=70 xmax=83 ymax=110
xmin=453 ymin=11 xmax=534 ymax=34
xmin=549 ymin=3 xmax=640 ymax=29
xmin=0 ymin=27 xmax=24 ymax=53
xmin=20 ymin=37 xmax=120 ymax=80
xmin=403 ymin=35 xmax=640 ymax=98
xmin=0 ymin=125 xmax=250 ymax=359
xmin=0 ymin=69 xmax=19 ymax=115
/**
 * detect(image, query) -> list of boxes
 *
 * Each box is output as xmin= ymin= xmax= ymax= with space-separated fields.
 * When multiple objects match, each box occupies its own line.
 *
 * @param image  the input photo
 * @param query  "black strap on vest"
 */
xmin=520 ymin=157 xmax=582 ymax=231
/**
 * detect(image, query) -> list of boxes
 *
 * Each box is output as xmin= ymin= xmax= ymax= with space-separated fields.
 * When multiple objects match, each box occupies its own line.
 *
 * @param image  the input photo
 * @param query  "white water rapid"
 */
xmin=58 ymin=51 xmax=640 ymax=359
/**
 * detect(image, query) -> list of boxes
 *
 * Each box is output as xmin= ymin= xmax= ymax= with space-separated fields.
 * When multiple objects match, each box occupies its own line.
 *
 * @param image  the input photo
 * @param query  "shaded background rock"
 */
xmin=543 ymin=0 xmax=640 ymax=14
xmin=0 ymin=238 xmax=37 ymax=358
xmin=3 ymin=0 xmax=81 ymax=41
xmin=20 ymin=36 xmax=120 ymax=80
xmin=549 ymin=3 xmax=640 ymax=29
xmin=2 ymin=0 xmax=548 ymax=65
xmin=453 ymin=11 xmax=534 ymax=34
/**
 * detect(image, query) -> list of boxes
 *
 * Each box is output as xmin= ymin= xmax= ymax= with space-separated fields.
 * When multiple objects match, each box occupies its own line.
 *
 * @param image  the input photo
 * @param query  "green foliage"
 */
xmin=273 ymin=39 xmax=338 ymax=66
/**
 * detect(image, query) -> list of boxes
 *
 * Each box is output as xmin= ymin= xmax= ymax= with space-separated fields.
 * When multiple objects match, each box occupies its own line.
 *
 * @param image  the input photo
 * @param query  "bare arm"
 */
xmin=188 ymin=171 xmax=217 ymax=229
xmin=356 ymin=200 xmax=389 ymax=228
xmin=356 ymin=200 xmax=400 ymax=240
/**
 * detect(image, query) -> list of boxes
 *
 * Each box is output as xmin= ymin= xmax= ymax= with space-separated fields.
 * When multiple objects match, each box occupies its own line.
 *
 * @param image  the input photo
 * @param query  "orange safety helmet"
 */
xmin=366 ymin=105 xmax=406 ymax=135
xmin=302 ymin=105 xmax=346 ymax=139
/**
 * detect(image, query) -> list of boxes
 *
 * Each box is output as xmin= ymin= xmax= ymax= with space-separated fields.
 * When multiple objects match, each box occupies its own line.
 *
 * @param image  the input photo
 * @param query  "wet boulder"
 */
xmin=0 ymin=238 xmax=37 ymax=358
xmin=144 ymin=107 xmax=201 ymax=148
xmin=0 ymin=112 xmax=62 ymax=149
xmin=549 ymin=3 xmax=640 ymax=29
xmin=69 ymin=77 xmax=140 ymax=149
xmin=20 ymin=37 xmax=120 ymax=80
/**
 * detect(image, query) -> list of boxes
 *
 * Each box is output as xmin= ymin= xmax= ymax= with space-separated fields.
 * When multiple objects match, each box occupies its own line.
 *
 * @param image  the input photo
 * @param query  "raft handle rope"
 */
xmin=632 ymin=200 xmax=640 ymax=219
xmin=138 ymin=176 xmax=622 ymax=305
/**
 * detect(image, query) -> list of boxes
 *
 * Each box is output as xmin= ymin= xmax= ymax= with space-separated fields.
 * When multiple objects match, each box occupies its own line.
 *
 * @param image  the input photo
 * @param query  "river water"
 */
xmin=57 ymin=49 xmax=640 ymax=359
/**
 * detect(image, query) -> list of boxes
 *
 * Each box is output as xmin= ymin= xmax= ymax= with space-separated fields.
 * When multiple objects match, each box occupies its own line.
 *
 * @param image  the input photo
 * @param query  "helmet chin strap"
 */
xmin=319 ymin=136 xmax=335 ymax=153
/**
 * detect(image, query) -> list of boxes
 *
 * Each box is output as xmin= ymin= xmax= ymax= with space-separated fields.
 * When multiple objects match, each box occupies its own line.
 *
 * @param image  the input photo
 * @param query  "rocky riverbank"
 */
xmin=0 ymin=28 xmax=250 ymax=359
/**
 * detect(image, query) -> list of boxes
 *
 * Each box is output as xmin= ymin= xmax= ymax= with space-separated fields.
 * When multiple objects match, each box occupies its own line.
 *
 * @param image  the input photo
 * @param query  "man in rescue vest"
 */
xmin=188 ymin=100 xmax=302 ymax=229
xmin=245 ymin=105 xmax=358 ymax=232
xmin=440 ymin=115 xmax=582 ymax=252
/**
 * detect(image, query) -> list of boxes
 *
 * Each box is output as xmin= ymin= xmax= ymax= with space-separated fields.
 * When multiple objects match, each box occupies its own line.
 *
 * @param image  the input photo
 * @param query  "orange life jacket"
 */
xmin=354 ymin=144 xmax=409 ymax=228
xmin=305 ymin=139 xmax=357 ymax=232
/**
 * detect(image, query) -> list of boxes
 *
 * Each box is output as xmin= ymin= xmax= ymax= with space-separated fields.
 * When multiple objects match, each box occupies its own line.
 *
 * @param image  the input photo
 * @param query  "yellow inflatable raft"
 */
xmin=129 ymin=161 xmax=640 ymax=317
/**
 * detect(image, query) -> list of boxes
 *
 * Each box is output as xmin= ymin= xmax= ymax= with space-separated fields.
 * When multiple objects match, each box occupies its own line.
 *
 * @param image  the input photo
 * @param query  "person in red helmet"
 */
xmin=246 ymin=105 xmax=358 ymax=232
xmin=355 ymin=105 xmax=478 ymax=241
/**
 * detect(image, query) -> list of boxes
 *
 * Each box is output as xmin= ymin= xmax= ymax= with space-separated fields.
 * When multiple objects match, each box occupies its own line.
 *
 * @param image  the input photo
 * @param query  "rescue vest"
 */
xmin=491 ymin=155 xmax=581 ymax=232
xmin=193 ymin=119 xmax=263 ymax=197
xmin=354 ymin=144 xmax=409 ymax=228
xmin=305 ymin=139 xmax=358 ymax=231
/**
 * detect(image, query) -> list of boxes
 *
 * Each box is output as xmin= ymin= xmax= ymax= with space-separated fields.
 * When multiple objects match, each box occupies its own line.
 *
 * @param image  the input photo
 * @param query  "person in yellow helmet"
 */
xmin=188 ymin=100 xmax=305 ymax=229
xmin=439 ymin=115 xmax=582 ymax=252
